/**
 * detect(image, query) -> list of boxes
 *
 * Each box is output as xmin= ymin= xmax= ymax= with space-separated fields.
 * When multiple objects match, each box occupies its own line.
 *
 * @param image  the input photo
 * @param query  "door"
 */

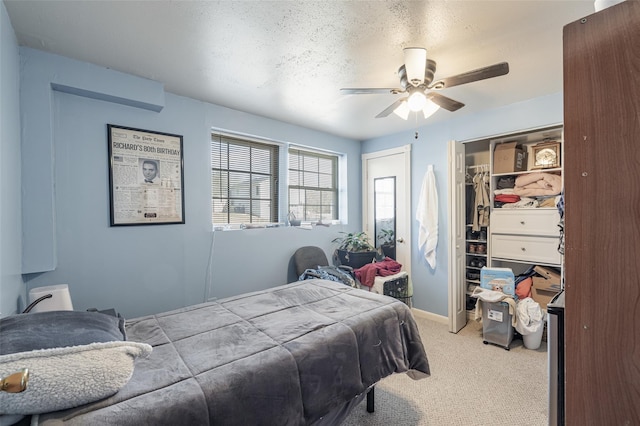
xmin=447 ymin=140 xmax=467 ymax=332
xmin=563 ymin=2 xmax=640 ymax=422
xmin=362 ymin=145 xmax=411 ymax=274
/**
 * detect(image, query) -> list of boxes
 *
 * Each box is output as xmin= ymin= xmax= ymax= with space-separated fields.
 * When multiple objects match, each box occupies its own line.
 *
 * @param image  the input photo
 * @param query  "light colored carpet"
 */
xmin=342 ymin=312 xmax=548 ymax=425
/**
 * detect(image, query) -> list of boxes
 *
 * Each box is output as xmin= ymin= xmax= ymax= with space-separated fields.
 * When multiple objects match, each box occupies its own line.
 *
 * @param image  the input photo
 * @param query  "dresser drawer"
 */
xmin=491 ymin=209 xmax=560 ymax=236
xmin=491 ymin=234 xmax=562 ymax=265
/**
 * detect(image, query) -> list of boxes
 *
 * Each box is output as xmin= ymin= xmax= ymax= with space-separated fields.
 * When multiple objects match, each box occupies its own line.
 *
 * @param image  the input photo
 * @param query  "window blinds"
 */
xmin=211 ymin=134 xmax=279 ymax=224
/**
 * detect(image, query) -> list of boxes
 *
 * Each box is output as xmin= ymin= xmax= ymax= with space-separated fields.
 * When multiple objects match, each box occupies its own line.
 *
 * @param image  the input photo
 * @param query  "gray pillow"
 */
xmin=0 ymin=311 xmax=126 ymax=355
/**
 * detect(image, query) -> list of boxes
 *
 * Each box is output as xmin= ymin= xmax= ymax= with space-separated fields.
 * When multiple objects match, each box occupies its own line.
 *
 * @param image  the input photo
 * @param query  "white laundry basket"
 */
xmin=482 ymin=301 xmax=514 ymax=350
xmin=523 ymin=324 xmax=544 ymax=350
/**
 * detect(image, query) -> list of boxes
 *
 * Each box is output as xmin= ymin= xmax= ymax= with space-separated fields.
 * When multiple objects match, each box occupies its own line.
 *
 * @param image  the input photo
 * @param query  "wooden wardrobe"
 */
xmin=563 ymin=1 xmax=640 ymax=424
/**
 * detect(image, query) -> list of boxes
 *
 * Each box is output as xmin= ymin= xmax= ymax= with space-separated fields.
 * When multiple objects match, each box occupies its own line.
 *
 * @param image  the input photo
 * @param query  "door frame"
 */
xmin=362 ymin=145 xmax=412 ymax=275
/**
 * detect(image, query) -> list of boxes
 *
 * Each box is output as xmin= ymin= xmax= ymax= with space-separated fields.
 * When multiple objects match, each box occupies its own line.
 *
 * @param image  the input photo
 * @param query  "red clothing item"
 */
xmin=355 ymin=257 xmax=402 ymax=287
xmin=516 ymin=276 xmax=533 ymax=300
xmin=495 ymin=194 xmax=521 ymax=203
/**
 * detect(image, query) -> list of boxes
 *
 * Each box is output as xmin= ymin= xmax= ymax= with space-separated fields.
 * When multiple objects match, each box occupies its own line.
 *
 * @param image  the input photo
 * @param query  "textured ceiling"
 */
xmin=4 ymin=1 xmax=596 ymax=140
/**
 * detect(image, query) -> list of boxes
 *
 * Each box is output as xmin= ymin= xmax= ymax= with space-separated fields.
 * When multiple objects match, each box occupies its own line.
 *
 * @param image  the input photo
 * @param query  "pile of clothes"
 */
xmin=494 ymin=172 xmax=562 ymax=209
xmin=354 ymin=257 xmax=402 ymax=288
xmin=472 ymin=266 xmax=547 ymax=343
xmin=300 ymin=255 xmax=404 ymax=290
xmin=298 ymin=265 xmax=357 ymax=287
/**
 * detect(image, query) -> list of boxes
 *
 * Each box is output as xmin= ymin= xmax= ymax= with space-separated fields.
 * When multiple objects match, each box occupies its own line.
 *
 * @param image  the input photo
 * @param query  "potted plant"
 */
xmin=377 ymin=228 xmax=396 ymax=260
xmin=332 ymin=231 xmax=378 ymax=269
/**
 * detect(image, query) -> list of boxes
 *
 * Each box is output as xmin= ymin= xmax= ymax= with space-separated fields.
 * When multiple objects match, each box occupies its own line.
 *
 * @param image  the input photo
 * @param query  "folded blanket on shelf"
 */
xmin=513 ymin=172 xmax=562 ymax=197
xmin=494 ymin=194 xmax=521 ymax=204
xmin=493 ymin=188 xmax=515 ymax=195
xmin=500 ymin=197 xmax=539 ymax=208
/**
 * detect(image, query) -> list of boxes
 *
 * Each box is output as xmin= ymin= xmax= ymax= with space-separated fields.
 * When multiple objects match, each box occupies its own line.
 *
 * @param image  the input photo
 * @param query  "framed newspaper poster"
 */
xmin=107 ymin=124 xmax=185 ymax=226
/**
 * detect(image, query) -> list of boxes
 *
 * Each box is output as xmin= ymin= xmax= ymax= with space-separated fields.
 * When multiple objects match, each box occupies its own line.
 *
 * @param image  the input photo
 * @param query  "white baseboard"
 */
xmin=411 ymin=307 xmax=448 ymax=325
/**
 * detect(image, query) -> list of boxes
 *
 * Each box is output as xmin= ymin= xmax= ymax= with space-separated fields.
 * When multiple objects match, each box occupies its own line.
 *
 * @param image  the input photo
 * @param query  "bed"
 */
xmin=1 ymin=279 xmax=430 ymax=425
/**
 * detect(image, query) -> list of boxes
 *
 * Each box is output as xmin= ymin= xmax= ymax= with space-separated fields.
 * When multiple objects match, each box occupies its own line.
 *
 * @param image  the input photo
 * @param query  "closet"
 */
xmin=563 ymin=1 xmax=640 ymax=423
xmin=487 ymin=126 xmax=563 ymax=277
xmin=450 ymin=124 xmax=564 ymax=329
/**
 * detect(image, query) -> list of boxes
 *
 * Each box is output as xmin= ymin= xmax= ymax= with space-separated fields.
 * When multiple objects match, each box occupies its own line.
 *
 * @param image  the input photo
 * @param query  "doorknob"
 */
xmin=396 ymin=238 xmax=405 ymax=243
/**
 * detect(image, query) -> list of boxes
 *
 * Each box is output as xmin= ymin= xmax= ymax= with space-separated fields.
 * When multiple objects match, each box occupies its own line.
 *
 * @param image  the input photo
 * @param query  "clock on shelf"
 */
xmin=532 ymin=141 xmax=561 ymax=169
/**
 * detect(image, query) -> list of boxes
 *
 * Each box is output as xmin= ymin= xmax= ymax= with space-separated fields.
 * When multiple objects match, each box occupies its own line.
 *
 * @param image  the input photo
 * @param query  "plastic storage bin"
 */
xmin=482 ymin=301 xmax=514 ymax=350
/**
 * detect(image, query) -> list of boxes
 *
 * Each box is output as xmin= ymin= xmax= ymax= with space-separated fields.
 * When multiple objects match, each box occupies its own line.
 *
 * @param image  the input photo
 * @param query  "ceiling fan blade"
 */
xmin=340 ymin=88 xmax=400 ymax=95
xmin=432 ymin=62 xmax=509 ymax=89
xmin=426 ymin=92 xmax=465 ymax=112
xmin=375 ymin=98 xmax=407 ymax=118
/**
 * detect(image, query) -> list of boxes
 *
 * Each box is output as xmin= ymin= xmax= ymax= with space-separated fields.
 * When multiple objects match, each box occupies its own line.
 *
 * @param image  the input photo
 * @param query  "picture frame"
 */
xmin=107 ymin=124 xmax=185 ymax=226
xmin=531 ymin=140 xmax=561 ymax=169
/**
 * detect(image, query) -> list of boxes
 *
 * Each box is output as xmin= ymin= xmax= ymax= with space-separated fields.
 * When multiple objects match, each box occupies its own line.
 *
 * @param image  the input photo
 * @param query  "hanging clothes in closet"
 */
xmin=471 ymin=166 xmax=490 ymax=231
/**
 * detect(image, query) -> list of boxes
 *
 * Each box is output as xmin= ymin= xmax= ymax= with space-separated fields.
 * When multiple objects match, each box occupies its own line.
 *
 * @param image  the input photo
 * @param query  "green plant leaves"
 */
xmin=332 ymin=231 xmax=374 ymax=252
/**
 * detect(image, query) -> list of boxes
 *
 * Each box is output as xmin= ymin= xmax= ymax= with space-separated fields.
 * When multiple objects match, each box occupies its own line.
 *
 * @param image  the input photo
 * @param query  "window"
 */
xmin=211 ymin=134 xmax=279 ymax=224
xmin=288 ymin=148 xmax=338 ymax=222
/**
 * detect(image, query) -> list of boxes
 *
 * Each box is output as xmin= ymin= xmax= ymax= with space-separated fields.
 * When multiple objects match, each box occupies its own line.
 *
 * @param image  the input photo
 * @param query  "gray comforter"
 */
xmin=37 ymin=279 xmax=430 ymax=425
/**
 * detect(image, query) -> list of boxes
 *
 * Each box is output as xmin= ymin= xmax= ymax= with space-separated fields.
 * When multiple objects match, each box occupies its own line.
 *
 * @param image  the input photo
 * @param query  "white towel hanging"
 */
xmin=416 ymin=165 xmax=438 ymax=269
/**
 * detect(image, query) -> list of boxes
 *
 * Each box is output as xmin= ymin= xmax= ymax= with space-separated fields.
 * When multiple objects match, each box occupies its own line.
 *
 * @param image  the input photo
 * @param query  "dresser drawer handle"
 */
xmin=520 ymin=221 xmax=526 ymax=225
xmin=521 ymin=247 xmax=526 ymax=252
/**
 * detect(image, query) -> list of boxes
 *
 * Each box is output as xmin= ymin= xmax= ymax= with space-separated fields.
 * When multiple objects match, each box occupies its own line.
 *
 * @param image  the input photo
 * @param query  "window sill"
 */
xmin=212 ymin=220 xmax=340 ymax=232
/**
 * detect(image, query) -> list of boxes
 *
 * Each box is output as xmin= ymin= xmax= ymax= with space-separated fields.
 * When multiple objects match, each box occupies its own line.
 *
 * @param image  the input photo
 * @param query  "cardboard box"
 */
xmin=480 ymin=267 xmax=515 ymax=296
xmin=493 ymin=141 xmax=527 ymax=174
xmin=533 ymin=265 xmax=561 ymax=285
xmin=531 ymin=276 xmax=561 ymax=309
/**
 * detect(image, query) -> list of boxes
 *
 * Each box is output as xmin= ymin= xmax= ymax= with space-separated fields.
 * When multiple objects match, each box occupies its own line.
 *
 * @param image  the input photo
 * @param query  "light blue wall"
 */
xmin=0 ymin=2 xmax=25 ymax=316
xmin=8 ymin=37 xmax=565 ymax=320
xmin=19 ymin=47 xmax=362 ymax=318
xmin=362 ymin=94 xmax=563 ymax=316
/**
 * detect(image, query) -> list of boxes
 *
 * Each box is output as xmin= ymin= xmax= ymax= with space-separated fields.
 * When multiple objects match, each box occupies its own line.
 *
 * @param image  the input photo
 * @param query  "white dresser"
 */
xmin=490 ymin=209 xmax=562 ymax=266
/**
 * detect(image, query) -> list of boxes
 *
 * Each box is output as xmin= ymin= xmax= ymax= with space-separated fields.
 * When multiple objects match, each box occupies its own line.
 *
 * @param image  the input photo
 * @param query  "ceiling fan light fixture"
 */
xmin=422 ymin=99 xmax=440 ymax=119
xmin=407 ymin=90 xmax=427 ymax=112
xmin=392 ymin=101 xmax=410 ymax=120
xmin=403 ymin=47 xmax=427 ymax=86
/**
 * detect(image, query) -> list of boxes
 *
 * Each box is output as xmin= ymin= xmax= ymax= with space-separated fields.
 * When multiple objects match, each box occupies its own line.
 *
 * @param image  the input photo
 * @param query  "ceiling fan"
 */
xmin=341 ymin=47 xmax=509 ymax=120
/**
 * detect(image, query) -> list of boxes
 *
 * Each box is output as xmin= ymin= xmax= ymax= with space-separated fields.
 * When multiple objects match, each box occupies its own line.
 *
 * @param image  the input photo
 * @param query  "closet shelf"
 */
xmin=493 ymin=207 xmax=558 ymax=210
xmin=491 ymin=256 xmax=561 ymax=268
xmin=492 ymin=167 xmax=562 ymax=177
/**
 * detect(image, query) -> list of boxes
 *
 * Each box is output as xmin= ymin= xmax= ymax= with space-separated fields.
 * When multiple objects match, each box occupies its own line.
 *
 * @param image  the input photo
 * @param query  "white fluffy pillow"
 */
xmin=0 ymin=341 xmax=151 ymax=415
